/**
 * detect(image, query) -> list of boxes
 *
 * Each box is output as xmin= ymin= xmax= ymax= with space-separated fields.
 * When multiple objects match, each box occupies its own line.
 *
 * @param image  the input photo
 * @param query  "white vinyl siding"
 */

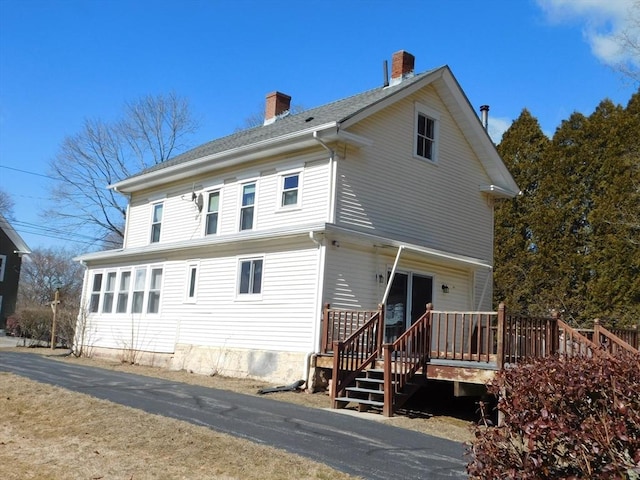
xmin=334 ymin=86 xmax=494 ymax=262
xmin=122 ymin=154 xmax=330 ymax=248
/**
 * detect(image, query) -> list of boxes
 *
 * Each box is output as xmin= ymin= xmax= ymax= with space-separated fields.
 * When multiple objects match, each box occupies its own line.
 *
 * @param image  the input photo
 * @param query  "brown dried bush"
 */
xmin=468 ymin=352 xmax=640 ymax=479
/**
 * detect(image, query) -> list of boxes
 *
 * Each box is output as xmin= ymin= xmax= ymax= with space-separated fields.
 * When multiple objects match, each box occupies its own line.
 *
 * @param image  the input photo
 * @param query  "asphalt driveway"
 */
xmin=0 ymin=351 xmax=467 ymax=479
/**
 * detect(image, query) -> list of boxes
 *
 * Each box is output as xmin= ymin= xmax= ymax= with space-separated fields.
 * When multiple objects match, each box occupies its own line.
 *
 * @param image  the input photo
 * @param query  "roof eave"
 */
xmin=110 ymin=122 xmax=341 ymax=194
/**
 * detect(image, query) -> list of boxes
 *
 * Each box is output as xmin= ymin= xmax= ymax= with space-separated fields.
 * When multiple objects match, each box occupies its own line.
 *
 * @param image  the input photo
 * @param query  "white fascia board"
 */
xmin=75 ymin=222 xmax=327 ymax=265
xmin=110 ymin=123 xmax=339 ymax=194
xmin=439 ymin=70 xmax=520 ymax=196
xmin=326 ymin=224 xmax=492 ymax=270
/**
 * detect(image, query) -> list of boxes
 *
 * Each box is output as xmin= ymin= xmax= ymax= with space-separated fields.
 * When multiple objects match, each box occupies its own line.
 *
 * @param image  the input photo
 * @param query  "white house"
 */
xmin=75 ymin=50 xmax=519 ymax=387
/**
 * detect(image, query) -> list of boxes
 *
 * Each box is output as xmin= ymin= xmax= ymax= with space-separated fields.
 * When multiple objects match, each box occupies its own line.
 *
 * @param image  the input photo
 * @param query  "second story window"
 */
xmin=205 ymin=191 xmax=220 ymax=235
xmin=150 ymin=203 xmax=163 ymax=243
xmin=281 ymin=173 xmax=299 ymax=207
xmin=415 ymin=105 xmax=440 ymax=163
xmin=240 ymin=183 xmax=256 ymax=231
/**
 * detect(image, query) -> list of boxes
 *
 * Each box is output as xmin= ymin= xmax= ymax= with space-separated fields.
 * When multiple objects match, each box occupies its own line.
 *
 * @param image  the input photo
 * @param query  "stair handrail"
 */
xmin=593 ymin=320 xmax=640 ymax=355
xmin=382 ymin=304 xmax=432 ymax=417
xmin=557 ymin=318 xmax=605 ymax=358
xmin=330 ymin=305 xmax=384 ymax=407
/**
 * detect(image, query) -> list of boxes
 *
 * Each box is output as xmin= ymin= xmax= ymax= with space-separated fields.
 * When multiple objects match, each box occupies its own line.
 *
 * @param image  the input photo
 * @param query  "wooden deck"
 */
xmin=321 ymin=303 xmax=639 ymax=416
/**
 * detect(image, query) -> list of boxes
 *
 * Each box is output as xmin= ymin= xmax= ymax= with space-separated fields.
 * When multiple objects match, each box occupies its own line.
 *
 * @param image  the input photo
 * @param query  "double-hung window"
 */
xmin=205 ymin=191 xmax=220 ymax=235
xmin=239 ymin=183 xmax=256 ymax=231
xmin=280 ymin=173 xmax=300 ymax=208
xmin=147 ymin=268 xmax=162 ymax=313
xmin=238 ymin=258 xmax=263 ymax=295
xmin=116 ymin=271 xmax=131 ymax=313
xmin=102 ymin=272 xmax=116 ymax=313
xmin=89 ymin=273 xmax=103 ymax=313
xmin=132 ymin=268 xmax=147 ymax=313
xmin=150 ymin=203 xmax=163 ymax=243
xmin=415 ymin=105 xmax=439 ymax=162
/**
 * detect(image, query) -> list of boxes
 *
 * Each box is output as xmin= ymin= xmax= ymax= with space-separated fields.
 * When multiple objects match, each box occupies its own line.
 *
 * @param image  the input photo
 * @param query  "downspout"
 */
xmin=312 ymin=131 xmax=337 ymax=224
xmin=303 ymin=231 xmax=326 ymax=390
xmin=112 ymin=185 xmax=132 ymax=249
xmin=381 ymin=245 xmax=405 ymax=305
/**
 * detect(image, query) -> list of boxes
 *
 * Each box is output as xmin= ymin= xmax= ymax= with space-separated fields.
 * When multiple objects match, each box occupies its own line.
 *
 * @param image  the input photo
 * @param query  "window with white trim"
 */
xmin=147 ymin=268 xmax=162 ymax=313
xmin=239 ymin=182 xmax=256 ymax=231
xmin=414 ymin=105 xmax=440 ymax=162
xmin=116 ymin=271 xmax=131 ymax=313
xmin=102 ymin=272 xmax=117 ymax=313
xmin=132 ymin=268 xmax=147 ymax=313
xmin=186 ymin=263 xmax=198 ymax=301
xmin=0 ymin=254 xmax=6 ymax=282
xmin=150 ymin=202 xmax=163 ymax=243
xmin=238 ymin=258 xmax=263 ymax=295
xmin=205 ymin=191 xmax=220 ymax=235
xmin=89 ymin=273 xmax=103 ymax=313
xmin=280 ymin=173 xmax=300 ymax=208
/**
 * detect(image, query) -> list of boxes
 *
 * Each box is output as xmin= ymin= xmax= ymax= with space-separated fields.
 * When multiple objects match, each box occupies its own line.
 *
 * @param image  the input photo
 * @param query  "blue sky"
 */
xmin=1 ymin=0 xmax=638 ymax=251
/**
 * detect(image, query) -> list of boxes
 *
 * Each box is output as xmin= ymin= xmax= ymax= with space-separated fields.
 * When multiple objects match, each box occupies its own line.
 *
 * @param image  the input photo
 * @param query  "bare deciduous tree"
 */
xmin=0 ymin=188 xmax=15 ymax=219
xmin=48 ymin=92 xmax=199 ymax=249
xmin=614 ymin=0 xmax=640 ymax=82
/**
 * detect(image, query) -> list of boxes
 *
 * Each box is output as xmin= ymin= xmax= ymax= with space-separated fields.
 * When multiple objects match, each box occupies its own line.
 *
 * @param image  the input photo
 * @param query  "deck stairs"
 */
xmin=334 ymin=367 xmax=424 ymax=413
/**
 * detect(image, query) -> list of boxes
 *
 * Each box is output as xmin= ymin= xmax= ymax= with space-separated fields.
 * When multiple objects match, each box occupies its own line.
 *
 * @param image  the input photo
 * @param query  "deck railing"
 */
xmin=503 ymin=310 xmax=558 ymax=365
xmin=557 ymin=319 xmax=601 ymax=357
xmin=382 ymin=305 xmax=433 ymax=416
xmin=321 ymin=304 xmax=381 ymax=354
xmin=330 ymin=306 xmax=384 ymax=407
xmin=429 ymin=309 xmax=500 ymax=364
xmin=593 ymin=321 xmax=639 ymax=354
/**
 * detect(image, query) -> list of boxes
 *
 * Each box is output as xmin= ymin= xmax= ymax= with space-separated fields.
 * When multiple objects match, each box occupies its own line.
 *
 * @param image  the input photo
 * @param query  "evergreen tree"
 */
xmin=494 ymin=110 xmax=550 ymax=314
xmin=494 ymin=91 xmax=640 ymax=327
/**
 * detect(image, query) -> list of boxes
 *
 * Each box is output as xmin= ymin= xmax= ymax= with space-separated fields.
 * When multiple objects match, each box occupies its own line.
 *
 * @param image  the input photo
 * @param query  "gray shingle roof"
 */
xmin=126 ymin=70 xmax=437 ymax=181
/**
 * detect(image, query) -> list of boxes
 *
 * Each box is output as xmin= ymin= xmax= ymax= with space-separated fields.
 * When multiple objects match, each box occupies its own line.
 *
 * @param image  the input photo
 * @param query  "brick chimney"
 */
xmin=264 ymin=91 xmax=291 ymax=125
xmin=390 ymin=50 xmax=415 ymax=85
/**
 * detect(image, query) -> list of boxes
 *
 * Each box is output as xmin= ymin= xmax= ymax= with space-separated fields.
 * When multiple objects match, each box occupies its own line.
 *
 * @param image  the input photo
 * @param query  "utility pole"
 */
xmin=50 ymin=287 xmax=60 ymax=350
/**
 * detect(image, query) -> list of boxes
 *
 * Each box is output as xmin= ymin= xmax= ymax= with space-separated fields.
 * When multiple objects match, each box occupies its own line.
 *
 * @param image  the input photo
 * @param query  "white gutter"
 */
xmin=381 ymin=245 xmax=405 ymax=305
xmin=303 ymin=230 xmax=326 ymax=389
xmin=312 ymin=131 xmax=337 ymax=224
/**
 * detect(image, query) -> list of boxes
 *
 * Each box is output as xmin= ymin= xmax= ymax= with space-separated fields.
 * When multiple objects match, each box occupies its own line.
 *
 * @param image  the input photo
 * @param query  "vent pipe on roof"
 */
xmin=383 ymin=60 xmax=389 ymax=87
xmin=480 ymin=105 xmax=489 ymax=131
xmin=264 ymin=91 xmax=291 ymax=125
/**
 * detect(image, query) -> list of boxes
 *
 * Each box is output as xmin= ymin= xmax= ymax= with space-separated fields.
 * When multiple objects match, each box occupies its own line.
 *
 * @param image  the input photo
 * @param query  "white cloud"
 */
xmin=487 ymin=116 xmax=512 ymax=144
xmin=536 ymin=0 xmax=640 ymax=67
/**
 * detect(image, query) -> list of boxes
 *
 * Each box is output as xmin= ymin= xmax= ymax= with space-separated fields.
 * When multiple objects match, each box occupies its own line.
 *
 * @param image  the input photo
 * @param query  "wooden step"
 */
xmin=345 ymin=386 xmax=384 ymax=396
xmin=335 ymin=397 xmax=384 ymax=408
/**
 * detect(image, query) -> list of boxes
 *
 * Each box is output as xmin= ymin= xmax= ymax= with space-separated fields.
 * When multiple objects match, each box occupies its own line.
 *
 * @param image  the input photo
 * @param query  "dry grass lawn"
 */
xmin=0 ymin=372 xmax=358 ymax=480
xmin=0 ymin=347 xmax=473 ymax=479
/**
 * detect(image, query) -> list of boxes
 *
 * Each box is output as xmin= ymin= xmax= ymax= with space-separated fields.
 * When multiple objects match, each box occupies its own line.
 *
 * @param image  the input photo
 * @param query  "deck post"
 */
xmin=551 ymin=310 xmax=560 ymax=354
xmin=593 ymin=318 xmax=601 ymax=347
xmin=330 ymin=340 xmax=342 ymax=408
xmin=496 ymin=303 xmax=506 ymax=370
xmin=321 ymin=303 xmax=331 ymax=353
xmin=377 ymin=303 xmax=385 ymax=352
xmin=382 ymin=343 xmax=394 ymax=417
